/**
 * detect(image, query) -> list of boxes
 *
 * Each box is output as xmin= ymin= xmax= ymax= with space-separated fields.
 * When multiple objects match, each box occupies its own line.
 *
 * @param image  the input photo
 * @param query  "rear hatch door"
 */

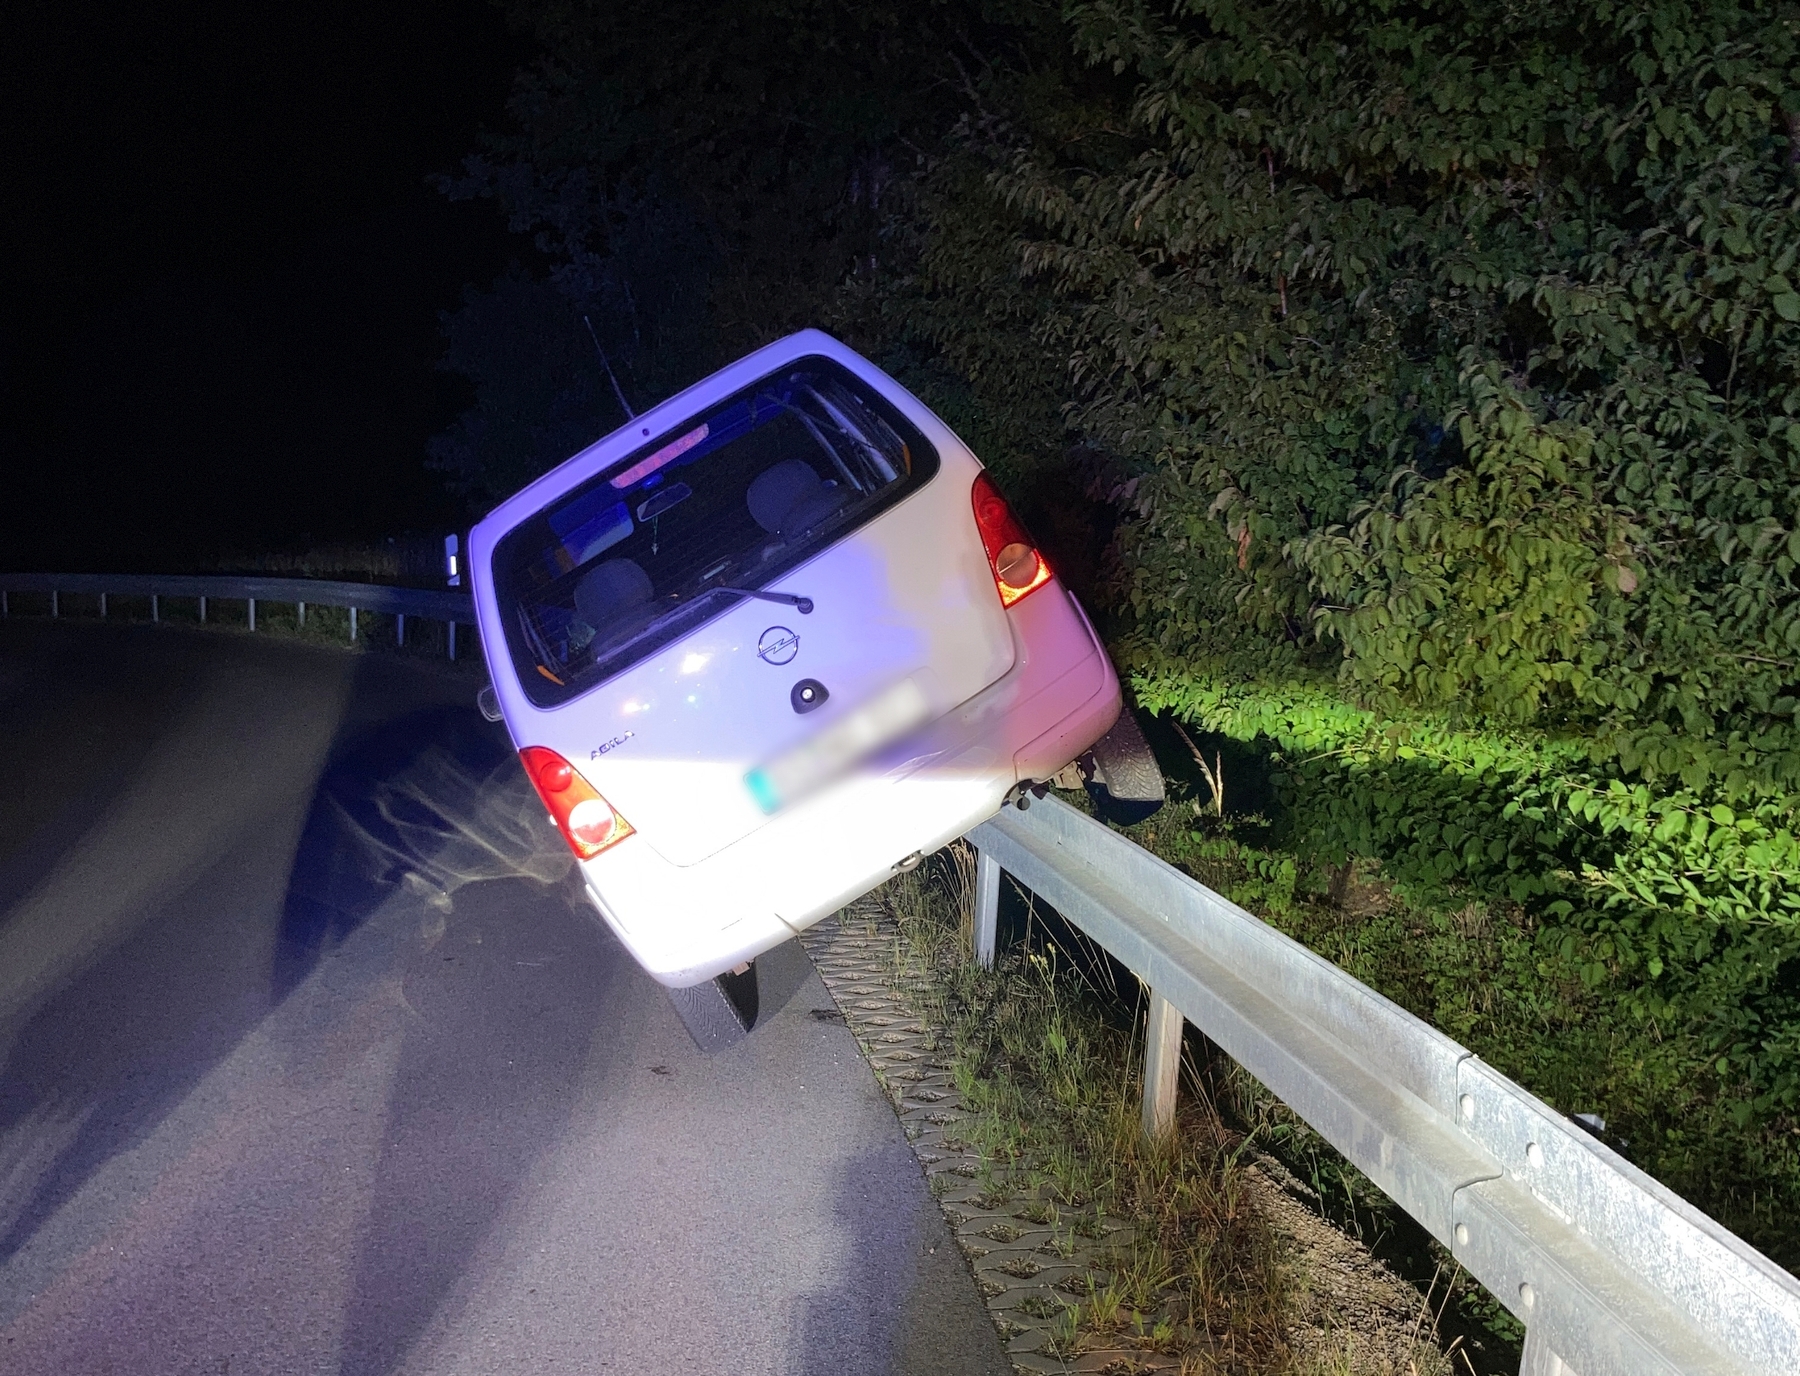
xmin=578 ymin=477 xmax=1010 ymax=866
xmin=486 ymin=352 xmax=1014 ymax=868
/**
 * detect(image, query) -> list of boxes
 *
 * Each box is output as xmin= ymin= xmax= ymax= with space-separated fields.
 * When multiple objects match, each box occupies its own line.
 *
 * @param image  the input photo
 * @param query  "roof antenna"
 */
xmin=584 ymin=315 xmax=636 ymax=419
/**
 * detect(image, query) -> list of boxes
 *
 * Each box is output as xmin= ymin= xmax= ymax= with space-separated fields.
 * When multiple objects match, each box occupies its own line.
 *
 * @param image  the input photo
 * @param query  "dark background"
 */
xmin=0 ymin=0 xmax=528 ymax=572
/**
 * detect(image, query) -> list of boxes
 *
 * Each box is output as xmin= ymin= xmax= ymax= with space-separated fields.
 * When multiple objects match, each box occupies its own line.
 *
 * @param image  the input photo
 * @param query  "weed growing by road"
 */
xmin=881 ymin=844 xmax=1454 ymax=1374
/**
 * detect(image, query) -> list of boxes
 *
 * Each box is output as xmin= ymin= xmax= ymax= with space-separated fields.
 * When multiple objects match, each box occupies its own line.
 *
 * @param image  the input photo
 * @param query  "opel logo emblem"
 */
xmin=757 ymin=625 xmax=800 ymax=665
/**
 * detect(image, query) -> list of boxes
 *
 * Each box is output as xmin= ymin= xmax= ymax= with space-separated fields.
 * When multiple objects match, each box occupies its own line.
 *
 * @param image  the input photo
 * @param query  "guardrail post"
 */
xmin=248 ymin=598 xmax=256 ymax=632
xmin=1518 ymin=1329 xmax=1567 ymax=1376
xmin=973 ymin=845 xmax=1000 ymax=967
xmin=349 ymin=606 xmax=357 ymax=642
xmin=51 ymin=590 xmax=58 ymax=618
xmin=99 ymin=592 xmax=107 ymax=619
xmin=3 ymin=590 xmax=9 ymax=617
xmin=297 ymin=601 xmax=305 ymax=627
xmin=151 ymin=594 xmax=158 ymax=623
xmin=448 ymin=620 xmax=457 ymax=661
xmin=396 ymin=612 xmax=405 ymax=646
xmin=1142 ymin=990 xmax=1183 ymax=1139
xmin=199 ymin=596 xmax=206 ymax=623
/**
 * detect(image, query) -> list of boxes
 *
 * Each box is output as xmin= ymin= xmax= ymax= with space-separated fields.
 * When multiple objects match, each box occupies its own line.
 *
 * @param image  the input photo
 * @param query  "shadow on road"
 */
xmin=788 ymin=1140 xmax=923 ymax=1376
xmin=272 ymin=701 xmax=638 ymax=1376
xmin=0 ymin=625 xmax=194 ymax=929
xmin=324 ymin=846 xmax=625 ymax=1376
xmin=0 ymin=630 xmax=610 ymax=1376
xmin=272 ymin=702 xmax=568 ymax=998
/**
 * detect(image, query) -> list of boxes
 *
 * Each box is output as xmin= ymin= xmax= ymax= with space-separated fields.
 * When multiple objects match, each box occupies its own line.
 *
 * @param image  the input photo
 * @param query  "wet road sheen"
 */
xmin=0 ymin=621 xmax=1009 ymax=1376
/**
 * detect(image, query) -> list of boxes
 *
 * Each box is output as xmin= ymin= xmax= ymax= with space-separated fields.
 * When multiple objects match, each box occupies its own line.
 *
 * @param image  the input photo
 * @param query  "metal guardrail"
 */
xmin=0 ymin=572 xmax=475 ymax=660
xmin=966 ymin=795 xmax=1800 ymax=1376
xmin=11 ymin=570 xmax=1794 ymax=1370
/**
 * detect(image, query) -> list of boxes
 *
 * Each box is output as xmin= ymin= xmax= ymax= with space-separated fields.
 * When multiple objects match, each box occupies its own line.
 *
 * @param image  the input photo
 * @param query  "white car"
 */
xmin=469 ymin=330 xmax=1142 ymax=1030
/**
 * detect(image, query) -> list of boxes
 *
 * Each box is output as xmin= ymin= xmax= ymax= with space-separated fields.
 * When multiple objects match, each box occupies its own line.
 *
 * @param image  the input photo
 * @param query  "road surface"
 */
xmin=0 ymin=619 xmax=1010 ymax=1376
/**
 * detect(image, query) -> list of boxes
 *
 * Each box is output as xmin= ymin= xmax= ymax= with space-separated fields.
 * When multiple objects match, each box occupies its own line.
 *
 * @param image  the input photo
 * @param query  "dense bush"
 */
xmin=439 ymin=0 xmax=1800 ymax=1259
xmin=897 ymin=0 xmax=1800 ymax=1260
xmin=1004 ymin=2 xmax=1800 ymax=778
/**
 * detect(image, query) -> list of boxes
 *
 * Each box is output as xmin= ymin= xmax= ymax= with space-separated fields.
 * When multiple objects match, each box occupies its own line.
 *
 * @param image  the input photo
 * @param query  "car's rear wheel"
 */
xmin=666 ymin=960 xmax=760 ymax=1052
xmin=1085 ymin=708 xmax=1165 ymax=825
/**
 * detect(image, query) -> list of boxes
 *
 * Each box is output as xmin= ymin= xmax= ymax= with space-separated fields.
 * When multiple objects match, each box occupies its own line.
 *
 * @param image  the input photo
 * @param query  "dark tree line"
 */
xmin=438 ymin=0 xmax=1800 ymax=1263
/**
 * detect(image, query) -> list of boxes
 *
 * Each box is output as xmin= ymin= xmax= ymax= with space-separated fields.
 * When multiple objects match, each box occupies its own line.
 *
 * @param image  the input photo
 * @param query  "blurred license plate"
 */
xmin=746 ymin=678 xmax=930 ymax=813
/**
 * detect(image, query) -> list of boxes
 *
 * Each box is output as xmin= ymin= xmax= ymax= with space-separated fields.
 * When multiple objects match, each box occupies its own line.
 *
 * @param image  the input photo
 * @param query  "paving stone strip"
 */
xmin=801 ymin=898 xmax=1181 ymax=1376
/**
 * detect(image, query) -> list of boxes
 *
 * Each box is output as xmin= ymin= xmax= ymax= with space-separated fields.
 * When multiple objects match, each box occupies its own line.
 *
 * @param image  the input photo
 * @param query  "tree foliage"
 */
xmin=439 ymin=0 xmax=1800 ymax=1259
xmin=427 ymin=0 xmax=1061 ymax=501
xmin=988 ymin=1 xmax=1800 ymax=778
xmin=921 ymin=0 xmax=1800 ymax=1257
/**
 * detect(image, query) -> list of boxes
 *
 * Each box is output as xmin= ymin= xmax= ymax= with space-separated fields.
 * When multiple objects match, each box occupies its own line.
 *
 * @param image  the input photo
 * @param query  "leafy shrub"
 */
xmin=891 ymin=0 xmax=1800 ymax=1259
xmin=443 ymin=0 xmax=1800 ymax=1259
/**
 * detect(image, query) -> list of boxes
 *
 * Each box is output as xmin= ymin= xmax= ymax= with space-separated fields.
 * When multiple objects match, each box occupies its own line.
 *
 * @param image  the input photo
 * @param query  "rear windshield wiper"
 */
xmin=582 ymin=583 xmax=815 ymax=674
xmin=710 ymin=585 xmax=813 ymax=614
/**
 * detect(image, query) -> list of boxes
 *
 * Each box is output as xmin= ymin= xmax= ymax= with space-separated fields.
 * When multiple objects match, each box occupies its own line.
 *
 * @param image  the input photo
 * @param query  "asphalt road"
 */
xmin=0 ymin=620 xmax=1011 ymax=1376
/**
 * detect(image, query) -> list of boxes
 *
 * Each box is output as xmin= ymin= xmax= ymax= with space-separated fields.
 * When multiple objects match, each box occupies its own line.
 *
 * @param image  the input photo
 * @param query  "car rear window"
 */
xmin=493 ymin=356 xmax=940 ymax=707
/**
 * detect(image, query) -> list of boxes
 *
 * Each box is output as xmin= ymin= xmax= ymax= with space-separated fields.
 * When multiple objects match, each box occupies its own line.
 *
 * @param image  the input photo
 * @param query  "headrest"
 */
xmin=746 ymin=459 xmax=826 ymax=535
xmin=574 ymin=558 xmax=654 ymax=625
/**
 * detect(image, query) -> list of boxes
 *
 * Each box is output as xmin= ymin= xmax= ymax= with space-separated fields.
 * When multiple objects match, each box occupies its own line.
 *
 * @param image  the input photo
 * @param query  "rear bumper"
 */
xmin=581 ymin=580 xmax=1120 ymax=986
xmin=1009 ymin=596 xmax=1121 ymax=782
xmin=582 ymin=766 xmax=1009 ymax=986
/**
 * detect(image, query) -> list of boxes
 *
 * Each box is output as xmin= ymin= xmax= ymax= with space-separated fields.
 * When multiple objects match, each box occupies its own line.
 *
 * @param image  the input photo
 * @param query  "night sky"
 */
xmin=1 ymin=0 xmax=529 ymax=572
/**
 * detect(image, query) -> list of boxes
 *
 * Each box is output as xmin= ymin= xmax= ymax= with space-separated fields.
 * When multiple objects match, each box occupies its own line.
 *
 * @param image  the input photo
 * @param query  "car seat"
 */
xmin=747 ymin=459 xmax=850 ymax=539
xmin=574 ymin=558 xmax=654 ymax=630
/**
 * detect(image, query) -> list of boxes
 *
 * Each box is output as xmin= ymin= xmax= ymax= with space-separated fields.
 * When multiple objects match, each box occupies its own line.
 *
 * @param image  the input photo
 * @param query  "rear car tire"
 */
xmin=666 ymin=960 xmax=761 ymax=1052
xmin=1085 ymin=708 xmax=1165 ymax=825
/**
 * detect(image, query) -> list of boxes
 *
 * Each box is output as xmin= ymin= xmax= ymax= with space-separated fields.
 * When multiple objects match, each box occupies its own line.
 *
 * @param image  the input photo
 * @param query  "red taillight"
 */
xmin=519 ymin=745 xmax=634 ymax=860
xmin=971 ymin=472 xmax=1053 ymax=608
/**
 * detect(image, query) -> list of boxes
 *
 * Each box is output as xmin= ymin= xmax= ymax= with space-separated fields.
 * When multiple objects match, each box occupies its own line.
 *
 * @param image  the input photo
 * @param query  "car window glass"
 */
xmin=493 ymin=357 xmax=939 ymax=707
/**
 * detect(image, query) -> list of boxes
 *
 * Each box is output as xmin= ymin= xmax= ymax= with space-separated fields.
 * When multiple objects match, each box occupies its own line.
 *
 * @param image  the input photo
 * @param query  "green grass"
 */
xmin=1125 ymin=721 xmax=1800 ymax=1273
xmin=880 ymin=844 xmax=1458 ymax=1374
